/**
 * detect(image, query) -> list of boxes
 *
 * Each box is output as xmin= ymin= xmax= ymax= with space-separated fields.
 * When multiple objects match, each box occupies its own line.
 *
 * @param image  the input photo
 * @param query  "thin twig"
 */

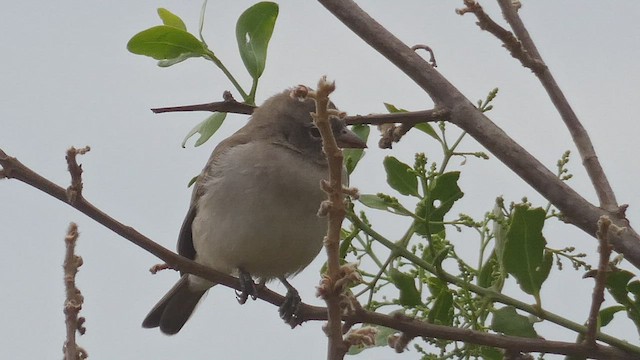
xmin=585 ymin=217 xmax=613 ymax=346
xmin=66 ymin=146 xmax=90 ymax=205
xmin=455 ymin=0 xmax=545 ymax=72
xmin=494 ymin=0 xmax=619 ymax=212
xmin=297 ymin=78 xmax=349 ymax=360
xmin=151 ymin=91 xmax=256 ymax=115
xmin=411 ymin=44 xmax=437 ymax=67
xmin=63 ymin=223 xmax=88 ymax=360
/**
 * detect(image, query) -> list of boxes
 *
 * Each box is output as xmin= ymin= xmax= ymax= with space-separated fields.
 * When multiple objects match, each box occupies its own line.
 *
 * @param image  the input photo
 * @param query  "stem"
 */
xmin=203 ymin=49 xmax=250 ymax=103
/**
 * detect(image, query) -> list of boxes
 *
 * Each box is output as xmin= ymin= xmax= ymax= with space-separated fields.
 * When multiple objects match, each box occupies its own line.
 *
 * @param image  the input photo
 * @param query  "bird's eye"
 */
xmin=307 ymin=125 xmax=321 ymax=139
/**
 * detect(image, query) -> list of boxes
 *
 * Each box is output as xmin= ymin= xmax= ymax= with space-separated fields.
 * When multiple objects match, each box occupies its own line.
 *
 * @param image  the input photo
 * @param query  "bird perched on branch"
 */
xmin=142 ymin=89 xmax=366 ymax=334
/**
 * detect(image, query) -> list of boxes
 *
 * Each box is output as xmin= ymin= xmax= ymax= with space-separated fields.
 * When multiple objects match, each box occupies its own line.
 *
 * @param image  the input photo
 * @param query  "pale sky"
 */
xmin=1 ymin=1 xmax=639 ymax=359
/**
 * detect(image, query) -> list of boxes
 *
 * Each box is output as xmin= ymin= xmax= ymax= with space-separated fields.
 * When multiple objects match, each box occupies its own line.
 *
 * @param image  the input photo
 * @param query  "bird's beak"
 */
xmin=336 ymin=128 xmax=367 ymax=149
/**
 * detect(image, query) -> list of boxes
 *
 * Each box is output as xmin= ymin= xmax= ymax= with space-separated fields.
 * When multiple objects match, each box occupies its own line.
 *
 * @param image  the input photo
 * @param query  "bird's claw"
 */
xmin=279 ymin=288 xmax=302 ymax=328
xmin=236 ymin=270 xmax=258 ymax=305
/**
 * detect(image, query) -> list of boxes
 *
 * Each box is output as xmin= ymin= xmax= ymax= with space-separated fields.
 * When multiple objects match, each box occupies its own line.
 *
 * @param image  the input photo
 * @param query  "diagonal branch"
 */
xmin=316 ymin=0 xmax=640 ymax=271
xmin=493 ymin=0 xmax=618 ymax=212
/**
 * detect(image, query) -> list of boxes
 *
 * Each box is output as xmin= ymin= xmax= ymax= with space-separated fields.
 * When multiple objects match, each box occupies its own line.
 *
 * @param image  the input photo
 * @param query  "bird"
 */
xmin=142 ymin=88 xmax=367 ymax=335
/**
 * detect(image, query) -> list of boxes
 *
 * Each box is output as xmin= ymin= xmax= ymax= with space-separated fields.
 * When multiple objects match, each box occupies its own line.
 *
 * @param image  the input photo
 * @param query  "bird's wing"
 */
xmin=175 ymin=130 xmax=254 ymax=264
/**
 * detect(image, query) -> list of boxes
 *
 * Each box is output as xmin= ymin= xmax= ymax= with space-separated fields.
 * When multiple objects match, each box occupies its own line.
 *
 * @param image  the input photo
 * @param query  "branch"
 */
xmin=491 ymin=0 xmax=618 ymax=212
xmin=2 ymin=146 xmax=638 ymax=359
xmin=0 ymin=147 xmax=327 ymax=321
xmin=345 ymin=107 xmax=449 ymax=149
xmin=351 ymin=310 xmax=637 ymax=360
xmin=296 ymin=79 xmax=350 ymax=360
xmin=63 ymin=222 xmax=88 ymax=360
xmin=585 ymin=217 xmax=614 ymax=346
xmin=455 ymin=0 xmax=545 ymax=72
xmin=316 ymin=0 xmax=640 ymax=271
xmin=151 ymin=91 xmax=256 ymax=115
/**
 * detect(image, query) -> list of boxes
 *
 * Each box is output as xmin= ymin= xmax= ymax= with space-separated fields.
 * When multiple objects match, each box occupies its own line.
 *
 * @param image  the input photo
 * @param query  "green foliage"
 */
xmin=339 ymin=88 xmax=637 ymax=357
xmin=157 ymin=8 xmax=187 ymax=30
xmin=236 ymin=2 xmax=278 ymax=81
xmin=491 ymin=306 xmax=538 ymax=338
xmin=343 ymin=124 xmax=370 ymax=175
xmin=128 ymin=2 xmax=279 ymax=149
xmin=182 ymin=112 xmax=227 ymax=147
xmin=127 ymin=25 xmax=206 ymax=60
xmin=603 ymin=268 xmax=640 ymax=334
xmin=502 ymin=206 xmax=552 ymax=305
xmin=383 ymin=156 xmax=419 ymax=197
xmin=390 ymin=269 xmax=422 ymax=306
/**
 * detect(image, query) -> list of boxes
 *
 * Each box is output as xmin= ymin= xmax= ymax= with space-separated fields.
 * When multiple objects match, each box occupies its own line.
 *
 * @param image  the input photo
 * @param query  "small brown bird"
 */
xmin=142 ymin=89 xmax=366 ymax=334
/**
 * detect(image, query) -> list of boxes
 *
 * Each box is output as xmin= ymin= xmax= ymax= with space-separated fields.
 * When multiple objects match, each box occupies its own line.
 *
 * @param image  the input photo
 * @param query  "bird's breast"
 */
xmin=191 ymin=142 xmax=329 ymax=279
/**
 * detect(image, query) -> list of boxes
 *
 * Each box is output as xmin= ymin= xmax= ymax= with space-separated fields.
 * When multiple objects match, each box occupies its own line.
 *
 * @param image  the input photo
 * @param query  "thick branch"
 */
xmin=316 ymin=0 xmax=640 ymax=270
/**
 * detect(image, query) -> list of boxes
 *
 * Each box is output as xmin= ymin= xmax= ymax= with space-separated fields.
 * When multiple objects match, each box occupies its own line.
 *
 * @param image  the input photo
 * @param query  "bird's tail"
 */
xmin=142 ymin=275 xmax=208 ymax=335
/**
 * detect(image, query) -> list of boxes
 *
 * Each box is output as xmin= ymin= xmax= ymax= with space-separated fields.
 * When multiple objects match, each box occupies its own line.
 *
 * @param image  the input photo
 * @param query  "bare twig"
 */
xmin=151 ymin=91 xmax=256 ymax=115
xmin=494 ymin=0 xmax=619 ymax=212
xmin=66 ymin=146 xmax=90 ymax=205
xmin=411 ymin=44 xmax=437 ymax=67
xmin=455 ymin=0 xmax=545 ymax=72
xmin=346 ymin=107 xmax=449 ymax=148
xmin=316 ymin=0 xmax=640 ymax=270
xmin=63 ymin=223 xmax=88 ymax=360
xmin=585 ymin=217 xmax=614 ymax=346
xmin=344 ymin=108 xmax=448 ymax=126
xmin=297 ymin=78 xmax=349 ymax=360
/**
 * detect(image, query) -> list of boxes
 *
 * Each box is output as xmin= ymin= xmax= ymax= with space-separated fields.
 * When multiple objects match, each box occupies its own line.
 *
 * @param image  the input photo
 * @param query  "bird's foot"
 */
xmin=236 ymin=269 xmax=258 ymax=305
xmin=278 ymin=277 xmax=302 ymax=328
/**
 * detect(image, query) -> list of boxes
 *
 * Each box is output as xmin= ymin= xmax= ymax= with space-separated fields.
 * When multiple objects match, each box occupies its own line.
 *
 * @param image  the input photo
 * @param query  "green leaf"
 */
xmin=157 ymin=52 xmax=200 ymax=67
xmin=187 ymin=175 xmax=199 ymax=188
xmin=182 ymin=112 xmax=227 ymax=147
xmin=343 ymin=124 xmax=370 ymax=174
xmin=414 ymin=123 xmax=441 ymax=142
xmin=427 ymin=278 xmax=454 ymax=326
xmin=157 ymin=8 xmax=187 ymax=30
xmin=605 ymin=269 xmax=634 ymax=304
xmin=502 ymin=206 xmax=549 ymax=299
xmin=415 ymin=172 xmax=464 ymax=235
xmin=491 ymin=306 xmax=538 ymax=338
xmin=383 ymin=156 xmax=419 ymax=197
xmin=358 ymin=194 xmax=413 ymax=216
xmin=599 ymin=305 xmax=626 ymax=327
xmin=480 ymin=347 xmax=503 ymax=360
xmin=128 ymin=25 xmax=205 ymax=60
xmin=358 ymin=194 xmax=392 ymax=211
xmin=390 ymin=269 xmax=422 ymax=306
xmin=478 ymin=251 xmax=498 ymax=288
xmin=236 ymin=2 xmax=278 ymax=80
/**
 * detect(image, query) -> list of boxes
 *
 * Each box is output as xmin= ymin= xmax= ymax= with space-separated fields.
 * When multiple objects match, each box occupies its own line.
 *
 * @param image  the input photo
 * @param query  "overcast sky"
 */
xmin=1 ymin=1 xmax=639 ymax=359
